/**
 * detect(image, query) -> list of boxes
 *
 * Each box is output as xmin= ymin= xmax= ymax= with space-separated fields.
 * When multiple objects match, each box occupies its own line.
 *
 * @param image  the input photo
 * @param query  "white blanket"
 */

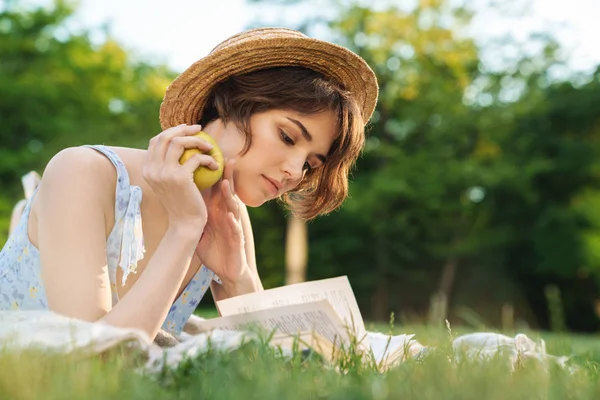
xmin=0 ymin=311 xmax=262 ymax=374
xmin=453 ymin=332 xmax=573 ymax=372
xmin=0 ymin=311 xmax=421 ymax=373
xmin=0 ymin=311 xmax=572 ymax=374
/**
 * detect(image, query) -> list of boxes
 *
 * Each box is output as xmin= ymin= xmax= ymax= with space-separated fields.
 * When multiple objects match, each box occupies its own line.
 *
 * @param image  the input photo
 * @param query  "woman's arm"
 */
xmin=210 ymin=201 xmax=263 ymax=303
xmin=37 ymin=147 xmax=117 ymax=320
xmin=239 ymin=202 xmax=263 ymax=291
xmin=104 ymin=223 xmax=199 ymax=336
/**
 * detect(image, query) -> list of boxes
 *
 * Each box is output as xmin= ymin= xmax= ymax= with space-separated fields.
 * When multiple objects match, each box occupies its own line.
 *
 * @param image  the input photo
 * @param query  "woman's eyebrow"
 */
xmin=287 ymin=117 xmax=313 ymax=141
xmin=286 ymin=117 xmax=327 ymax=163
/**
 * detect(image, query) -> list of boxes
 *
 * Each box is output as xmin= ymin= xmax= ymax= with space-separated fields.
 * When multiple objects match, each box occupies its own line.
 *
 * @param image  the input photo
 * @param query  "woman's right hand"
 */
xmin=142 ymin=124 xmax=220 ymax=232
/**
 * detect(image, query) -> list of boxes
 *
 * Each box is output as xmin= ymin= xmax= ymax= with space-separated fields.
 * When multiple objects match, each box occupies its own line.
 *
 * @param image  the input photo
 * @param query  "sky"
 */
xmin=16 ymin=0 xmax=600 ymax=74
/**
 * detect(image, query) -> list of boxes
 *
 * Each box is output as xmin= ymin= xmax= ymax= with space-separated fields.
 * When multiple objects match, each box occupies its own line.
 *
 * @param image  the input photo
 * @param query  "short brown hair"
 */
xmin=198 ymin=67 xmax=365 ymax=220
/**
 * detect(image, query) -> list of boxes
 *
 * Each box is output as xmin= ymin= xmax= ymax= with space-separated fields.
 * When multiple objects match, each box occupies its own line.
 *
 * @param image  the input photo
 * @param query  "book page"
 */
xmin=268 ymin=331 xmax=335 ymax=359
xmin=193 ymin=300 xmax=351 ymax=347
xmin=366 ymin=331 xmax=423 ymax=369
xmin=216 ymin=276 xmax=366 ymax=339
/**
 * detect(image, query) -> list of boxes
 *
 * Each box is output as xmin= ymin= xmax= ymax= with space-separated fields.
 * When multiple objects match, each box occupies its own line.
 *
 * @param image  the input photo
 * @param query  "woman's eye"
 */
xmin=280 ymin=130 xmax=294 ymax=145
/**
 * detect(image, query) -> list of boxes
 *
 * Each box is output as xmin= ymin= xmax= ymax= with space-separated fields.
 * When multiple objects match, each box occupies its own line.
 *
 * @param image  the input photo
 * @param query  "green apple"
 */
xmin=179 ymin=131 xmax=225 ymax=190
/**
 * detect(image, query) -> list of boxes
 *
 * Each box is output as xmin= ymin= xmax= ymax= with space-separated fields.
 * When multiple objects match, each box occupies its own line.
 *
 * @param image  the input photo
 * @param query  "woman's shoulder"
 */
xmin=26 ymin=146 xmax=125 ymax=246
xmin=48 ymin=145 xmax=122 ymax=168
xmin=44 ymin=146 xmax=120 ymax=189
xmin=44 ymin=145 xmax=147 ymax=184
xmin=34 ymin=146 xmax=121 ymax=215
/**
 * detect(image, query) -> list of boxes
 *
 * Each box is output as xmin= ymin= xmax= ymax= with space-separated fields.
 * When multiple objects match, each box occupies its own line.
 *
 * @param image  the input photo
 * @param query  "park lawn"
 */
xmin=2 ymin=319 xmax=600 ymax=400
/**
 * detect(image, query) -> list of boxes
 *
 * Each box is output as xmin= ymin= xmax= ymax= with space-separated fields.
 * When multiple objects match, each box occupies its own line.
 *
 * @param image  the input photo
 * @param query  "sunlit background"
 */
xmin=18 ymin=0 xmax=600 ymax=73
xmin=3 ymin=0 xmax=600 ymax=334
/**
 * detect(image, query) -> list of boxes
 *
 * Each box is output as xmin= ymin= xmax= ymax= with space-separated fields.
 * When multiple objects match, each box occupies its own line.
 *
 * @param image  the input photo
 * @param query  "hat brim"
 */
xmin=159 ymin=35 xmax=378 ymax=130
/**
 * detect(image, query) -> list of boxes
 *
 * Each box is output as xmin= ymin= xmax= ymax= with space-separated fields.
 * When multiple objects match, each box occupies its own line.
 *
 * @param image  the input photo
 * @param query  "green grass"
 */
xmin=3 ymin=321 xmax=600 ymax=399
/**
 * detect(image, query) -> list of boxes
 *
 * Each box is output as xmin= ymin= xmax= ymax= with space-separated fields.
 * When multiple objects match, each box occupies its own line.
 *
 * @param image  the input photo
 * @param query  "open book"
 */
xmin=186 ymin=276 xmax=421 ymax=368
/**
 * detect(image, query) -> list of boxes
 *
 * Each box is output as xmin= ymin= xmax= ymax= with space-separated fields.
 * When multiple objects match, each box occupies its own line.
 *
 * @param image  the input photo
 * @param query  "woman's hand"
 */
xmin=195 ymin=159 xmax=254 ymax=291
xmin=142 ymin=124 xmax=220 ymax=233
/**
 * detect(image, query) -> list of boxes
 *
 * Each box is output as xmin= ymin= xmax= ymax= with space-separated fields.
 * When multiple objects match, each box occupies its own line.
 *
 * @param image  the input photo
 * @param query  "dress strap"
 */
xmin=83 ymin=145 xmax=146 ymax=286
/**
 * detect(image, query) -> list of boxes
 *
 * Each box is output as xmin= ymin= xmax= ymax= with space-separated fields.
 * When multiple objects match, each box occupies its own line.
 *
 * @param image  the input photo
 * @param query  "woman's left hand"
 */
xmin=194 ymin=160 xmax=254 ymax=293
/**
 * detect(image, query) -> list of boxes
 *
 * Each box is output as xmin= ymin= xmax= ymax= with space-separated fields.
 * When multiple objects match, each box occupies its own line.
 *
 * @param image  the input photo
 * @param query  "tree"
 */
xmin=0 ymin=0 xmax=174 ymax=244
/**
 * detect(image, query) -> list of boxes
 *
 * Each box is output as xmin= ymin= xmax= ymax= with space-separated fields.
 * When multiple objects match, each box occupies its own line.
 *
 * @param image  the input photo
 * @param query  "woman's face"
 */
xmin=218 ymin=109 xmax=338 ymax=207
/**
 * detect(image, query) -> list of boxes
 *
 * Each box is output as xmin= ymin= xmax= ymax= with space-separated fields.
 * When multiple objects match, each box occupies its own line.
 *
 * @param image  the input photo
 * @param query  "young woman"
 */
xmin=0 ymin=27 xmax=379 ymax=340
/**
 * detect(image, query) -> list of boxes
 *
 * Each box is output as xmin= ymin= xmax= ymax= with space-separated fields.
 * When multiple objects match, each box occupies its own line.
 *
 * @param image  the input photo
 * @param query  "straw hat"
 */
xmin=159 ymin=27 xmax=378 ymax=130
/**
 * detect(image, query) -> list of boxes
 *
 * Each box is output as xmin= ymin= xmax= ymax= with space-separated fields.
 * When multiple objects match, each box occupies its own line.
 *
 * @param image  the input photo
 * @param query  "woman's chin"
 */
xmin=236 ymin=191 xmax=267 ymax=208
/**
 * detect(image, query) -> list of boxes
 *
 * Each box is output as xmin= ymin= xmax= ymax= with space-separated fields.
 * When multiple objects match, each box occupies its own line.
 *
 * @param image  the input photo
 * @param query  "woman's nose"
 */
xmin=282 ymin=156 xmax=305 ymax=182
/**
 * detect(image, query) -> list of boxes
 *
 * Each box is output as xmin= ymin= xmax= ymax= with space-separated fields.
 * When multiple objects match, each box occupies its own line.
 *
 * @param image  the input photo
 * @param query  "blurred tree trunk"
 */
xmin=429 ymin=237 xmax=460 ymax=325
xmin=285 ymin=214 xmax=308 ymax=285
xmin=439 ymin=255 xmax=458 ymax=302
xmin=371 ymin=277 xmax=390 ymax=321
xmin=427 ymin=257 xmax=457 ymax=326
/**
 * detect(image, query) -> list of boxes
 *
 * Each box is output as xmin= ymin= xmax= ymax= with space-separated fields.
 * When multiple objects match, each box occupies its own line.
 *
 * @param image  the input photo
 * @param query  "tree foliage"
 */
xmin=0 ymin=0 xmax=174 ymax=240
xmin=248 ymin=0 xmax=600 ymax=331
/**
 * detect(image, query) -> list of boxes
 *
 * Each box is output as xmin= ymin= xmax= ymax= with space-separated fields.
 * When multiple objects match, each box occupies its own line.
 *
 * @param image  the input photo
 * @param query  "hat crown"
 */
xmin=211 ymin=28 xmax=309 ymax=54
xmin=161 ymin=27 xmax=379 ymax=131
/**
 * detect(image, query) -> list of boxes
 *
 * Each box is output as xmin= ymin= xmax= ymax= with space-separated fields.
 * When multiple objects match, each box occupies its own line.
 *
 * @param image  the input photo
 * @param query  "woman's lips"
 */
xmin=263 ymin=175 xmax=280 ymax=196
